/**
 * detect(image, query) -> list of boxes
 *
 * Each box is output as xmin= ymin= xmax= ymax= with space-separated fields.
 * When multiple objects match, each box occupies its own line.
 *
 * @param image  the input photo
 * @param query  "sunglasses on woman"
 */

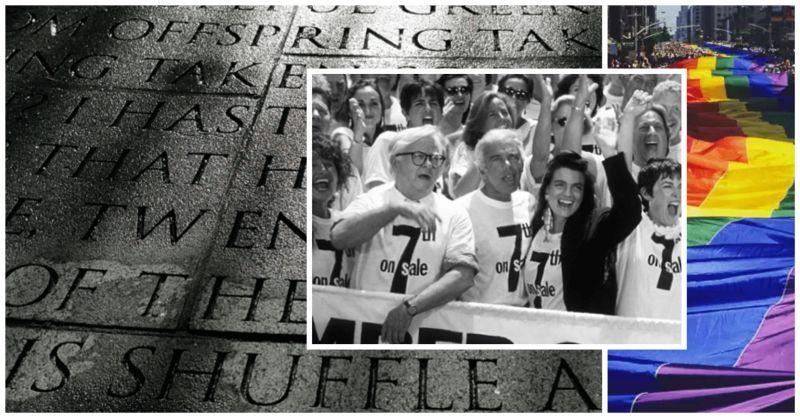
xmin=502 ymin=87 xmax=531 ymax=101
xmin=445 ymin=86 xmax=470 ymax=96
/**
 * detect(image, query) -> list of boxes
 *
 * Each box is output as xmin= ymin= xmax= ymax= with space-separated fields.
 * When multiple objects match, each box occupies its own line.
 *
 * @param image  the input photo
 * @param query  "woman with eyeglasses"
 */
xmin=448 ymin=91 xmax=516 ymax=199
xmin=435 ymin=74 xmax=473 ymax=134
xmin=331 ymin=125 xmax=478 ymax=344
xmin=498 ymin=74 xmax=537 ymax=156
xmin=522 ymin=75 xmax=612 ymax=208
xmin=332 ymin=78 xmax=387 ymax=177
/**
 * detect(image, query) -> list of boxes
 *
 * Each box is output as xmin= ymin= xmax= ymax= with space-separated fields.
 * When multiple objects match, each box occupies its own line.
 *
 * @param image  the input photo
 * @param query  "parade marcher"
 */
xmin=498 ymin=74 xmax=538 ymax=156
xmin=374 ymin=73 xmax=407 ymax=131
xmin=616 ymin=159 xmax=682 ymax=320
xmin=617 ymin=90 xmax=671 ymax=179
xmin=362 ymin=79 xmax=445 ymax=190
xmin=522 ymin=127 xmax=641 ymax=313
xmin=312 ymin=132 xmax=356 ymax=288
xmin=449 ymin=91 xmax=516 ymax=198
xmin=455 ymin=130 xmax=534 ymax=306
xmin=313 ymin=75 xmax=363 ymax=211
xmin=436 ymin=74 xmax=473 ymax=134
xmin=331 ymin=125 xmax=478 ymax=343
xmin=332 ymin=79 xmax=387 ymax=176
xmin=525 ymin=75 xmax=612 ymax=208
xmin=652 ymin=80 xmax=682 ymax=162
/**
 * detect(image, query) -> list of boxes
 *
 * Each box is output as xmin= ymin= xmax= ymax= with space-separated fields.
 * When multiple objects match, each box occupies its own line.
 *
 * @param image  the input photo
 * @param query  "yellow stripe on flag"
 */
xmin=696 ymin=56 xmax=717 ymax=69
xmin=698 ymin=76 xmax=728 ymax=101
xmin=692 ymin=137 xmax=794 ymax=217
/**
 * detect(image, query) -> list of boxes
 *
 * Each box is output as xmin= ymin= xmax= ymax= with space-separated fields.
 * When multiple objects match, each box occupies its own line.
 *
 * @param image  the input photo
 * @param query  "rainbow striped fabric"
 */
xmin=608 ymin=45 xmax=795 ymax=412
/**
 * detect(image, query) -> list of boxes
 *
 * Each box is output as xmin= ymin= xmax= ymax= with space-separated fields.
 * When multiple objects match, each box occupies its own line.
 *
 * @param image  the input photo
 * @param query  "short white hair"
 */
xmin=474 ymin=129 xmax=523 ymax=171
xmin=389 ymin=125 xmax=446 ymax=159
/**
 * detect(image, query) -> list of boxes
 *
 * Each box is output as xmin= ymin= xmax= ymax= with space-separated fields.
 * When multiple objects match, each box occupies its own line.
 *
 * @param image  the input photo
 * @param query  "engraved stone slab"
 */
xmin=6 ymin=5 xmax=605 ymax=412
xmin=285 ymin=5 xmax=601 ymax=64
xmin=6 ymin=87 xmax=259 ymax=268
xmin=6 ymin=327 xmax=601 ymax=412
xmin=186 ymin=88 xmax=306 ymax=336
xmin=6 ymin=260 xmax=191 ymax=329
xmin=6 ymin=6 xmax=292 ymax=94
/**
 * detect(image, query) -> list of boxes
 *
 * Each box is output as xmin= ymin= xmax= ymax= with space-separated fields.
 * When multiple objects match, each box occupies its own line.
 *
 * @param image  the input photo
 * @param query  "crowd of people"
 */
xmin=610 ymin=42 xmax=795 ymax=76
xmin=311 ymin=73 xmax=683 ymax=343
xmin=610 ymin=42 xmax=719 ymax=68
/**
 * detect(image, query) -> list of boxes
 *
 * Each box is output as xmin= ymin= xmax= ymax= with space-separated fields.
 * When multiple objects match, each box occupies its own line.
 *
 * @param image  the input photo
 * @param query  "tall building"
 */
xmin=674 ymin=6 xmax=794 ymax=50
xmin=609 ymin=6 xmax=658 ymax=55
xmin=676 ymin=6 xmax=690 ymax=42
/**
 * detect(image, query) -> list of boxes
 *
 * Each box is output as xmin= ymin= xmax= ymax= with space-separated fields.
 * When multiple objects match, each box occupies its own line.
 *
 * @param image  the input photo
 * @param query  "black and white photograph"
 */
xmin=309 ymin=70 xmax=686 ymax=347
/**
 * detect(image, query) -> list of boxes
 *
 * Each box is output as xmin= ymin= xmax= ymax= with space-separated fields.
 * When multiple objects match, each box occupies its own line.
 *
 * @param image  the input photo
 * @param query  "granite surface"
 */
xmin=6 ymin=5 xmax=602 ymax=412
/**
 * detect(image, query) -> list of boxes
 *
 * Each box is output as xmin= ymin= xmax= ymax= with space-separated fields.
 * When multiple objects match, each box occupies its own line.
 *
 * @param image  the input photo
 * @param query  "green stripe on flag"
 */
xmin=771 ymin=183 xmax=794 ymax=217
xmin=688 ymin=218 xmax=738 ymax=246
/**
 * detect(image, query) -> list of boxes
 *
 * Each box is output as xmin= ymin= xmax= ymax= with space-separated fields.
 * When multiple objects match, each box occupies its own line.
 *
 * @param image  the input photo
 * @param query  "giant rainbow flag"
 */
xmin=608 ymin=44 xmax=795 ymax=412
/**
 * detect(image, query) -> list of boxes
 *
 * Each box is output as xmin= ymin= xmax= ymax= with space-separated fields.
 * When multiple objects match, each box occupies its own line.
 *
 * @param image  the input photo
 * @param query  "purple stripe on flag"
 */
xmin=735 ymin=269 xmax=795 ymax=372
xmin=633 ymin=380 xmax=793 ymax=412
xmin=656 ymin=364 xmax=792 ymax=390
xmin=712 ymin=387 xmax=795 ymax=412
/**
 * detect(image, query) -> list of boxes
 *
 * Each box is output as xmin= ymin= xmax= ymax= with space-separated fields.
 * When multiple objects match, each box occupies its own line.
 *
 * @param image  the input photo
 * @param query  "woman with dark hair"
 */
xmin=312 ymin=131 xmax=357 ymax=288
xmin=449 ymin=91 xmax=516 ymax=198
xmin=436 ymin=74 xmax=473 ymax=129
xmin=522 ymin=145 xmax=641 ymax=314
xmin=498 ymin=74 xmax=537 ymax=155
xmin=523 ymin=74 xmax=613 ymax=209
xmin=332 ymin=78 xmax=387 ymax=176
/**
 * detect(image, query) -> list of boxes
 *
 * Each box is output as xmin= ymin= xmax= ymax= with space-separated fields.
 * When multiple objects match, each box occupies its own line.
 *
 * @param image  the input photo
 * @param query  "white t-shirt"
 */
xmin=362 ymin=131 xmax=397 ymax=190
xmin=523 ymin=229 xmax=565 ymax=311
xmin=616 ymin=213 xmax=682 ymax=320
xmin=668 ymin=142 xmax=682 ymax=164
xmin=455 ymin=190 xmax=535 ymax=306
xmin=336 ymin=182 xmax=478 ymax=295
xmin=330 ymin=164 xmax=363 ymax=212
xmin=450 ymin=141 xmax=474 ymax=179
xmin=312 ymin=214 xmax=355 ymax=288
xmin=521 ymin=151 xmax=612 ymax=209
xmin=448 ymin=141 xmax=479 ymax=195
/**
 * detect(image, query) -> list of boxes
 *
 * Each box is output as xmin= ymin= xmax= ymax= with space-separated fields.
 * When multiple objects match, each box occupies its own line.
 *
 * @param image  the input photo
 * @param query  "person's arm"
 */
xmin=450 ymin=162 xmax=482 ymax=199
xmin=616 ymin=90 xmax=651 ymax=172
xmin=381 ymin=265 xmax=475 ymax=343
xmin=561 ymin=75 xmax=598 ymax=154
xmin=593 ymin=152 xmax=642 ymax=247
xmin=331 ymin=201 xmax=440 ymax=250
xmin=530 ymin=75 xmax=553 ymax=182
xmin=348 ymin=142 xmax=365 ymax=175
xmin=438 ymin=96 xmax=465 ymax=137
xmin=381 ymin=205 xmax=478 ymax=343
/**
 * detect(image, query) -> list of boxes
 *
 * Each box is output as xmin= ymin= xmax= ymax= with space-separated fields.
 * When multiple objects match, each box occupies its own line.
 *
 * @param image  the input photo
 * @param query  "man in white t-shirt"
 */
xmin=332 ymin=126 xmax=478 ymax=343
xmin=616 ymin=159 xmax=682 ymax=320
xmin=362 ymin=79 xmax=445 ymax=190
xmin=616 ymin=89 xmax=671 ymax=180
xmin=456 ymin=130 xmax=535 ymax=306
xmin=652 ymin=80 xmax=682 ymax=163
